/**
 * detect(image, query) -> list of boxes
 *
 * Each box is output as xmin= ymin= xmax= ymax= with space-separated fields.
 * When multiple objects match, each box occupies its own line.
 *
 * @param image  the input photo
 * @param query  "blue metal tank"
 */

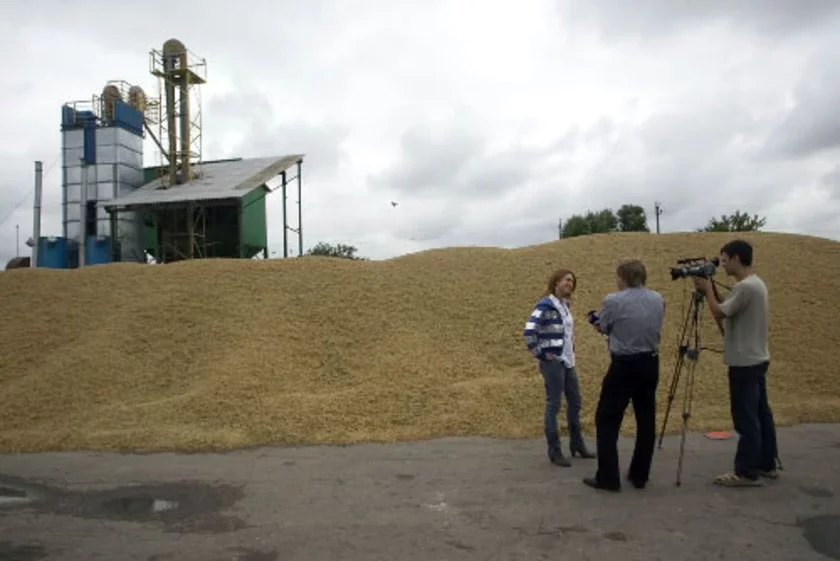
xmin=85 ymin=235 xmax=112 ymax=265
xmin=37 ymin=237 xmax=68 ymax=269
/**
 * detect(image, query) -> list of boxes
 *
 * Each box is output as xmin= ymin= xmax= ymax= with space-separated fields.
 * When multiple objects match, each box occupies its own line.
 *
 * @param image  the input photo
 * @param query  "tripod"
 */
xmin=657 ymin=287 xmax=706 ymax=487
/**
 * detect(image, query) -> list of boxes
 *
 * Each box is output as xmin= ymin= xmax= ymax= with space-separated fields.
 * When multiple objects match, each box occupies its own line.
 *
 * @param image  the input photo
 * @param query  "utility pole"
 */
xmin=654 ymin=202 xmax=663 ymax=234
xmin=33 ymin=160 xmax=43 ymax=267
xmin=557 ymin=218 xmax=563 ymax=239
xmin=16 ymin=224 xmax=19 ymax=257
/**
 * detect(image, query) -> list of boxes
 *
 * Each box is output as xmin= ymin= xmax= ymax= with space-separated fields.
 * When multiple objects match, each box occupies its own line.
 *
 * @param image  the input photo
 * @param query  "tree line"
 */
xmin=559 ymin=205 xmax=766 ymax=239
xmin=301 ymin=207 xmax=768 ymax=260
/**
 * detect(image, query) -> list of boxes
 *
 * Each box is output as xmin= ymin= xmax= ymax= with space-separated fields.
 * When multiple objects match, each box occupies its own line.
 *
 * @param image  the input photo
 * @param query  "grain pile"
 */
xmin=1 ymin=231 xmax=839 ymax=453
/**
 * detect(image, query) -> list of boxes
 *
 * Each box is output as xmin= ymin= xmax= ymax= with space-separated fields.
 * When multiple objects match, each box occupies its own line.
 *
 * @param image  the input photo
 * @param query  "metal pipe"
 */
xmin=282 ymin=171 xmax=288 ymax=258
xmin=144 ymin=120 xmax=170 ymax=162
xmin=179 ymin=51 xmax=191 ymax=184
xmin=297 ymin=160 xmax=303 ymax=257
xmin=79 ymin=158 xmax=86 ymax=267
xmin=114 ymin=162 xmax=121 ymax=262
xmin=32 ymin=160 xmax=42 ymax=267
xmin=163 ymin=49 xmax=178 ymax=186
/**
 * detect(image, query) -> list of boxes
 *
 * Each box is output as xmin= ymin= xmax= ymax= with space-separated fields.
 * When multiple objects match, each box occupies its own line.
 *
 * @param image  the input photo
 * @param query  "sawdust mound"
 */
xmin=1 ymin=231 xmax=839 ymax=452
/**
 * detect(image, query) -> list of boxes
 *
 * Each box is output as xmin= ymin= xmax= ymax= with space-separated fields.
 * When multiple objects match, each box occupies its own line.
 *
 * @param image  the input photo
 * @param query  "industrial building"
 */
xmin=29 ymin=38 xmax=304 ymax=269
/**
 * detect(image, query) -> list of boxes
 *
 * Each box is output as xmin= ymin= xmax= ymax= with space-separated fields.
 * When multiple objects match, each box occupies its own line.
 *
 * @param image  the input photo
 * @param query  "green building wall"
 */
xmin=240 ymin=186 xmax=268 ymax=257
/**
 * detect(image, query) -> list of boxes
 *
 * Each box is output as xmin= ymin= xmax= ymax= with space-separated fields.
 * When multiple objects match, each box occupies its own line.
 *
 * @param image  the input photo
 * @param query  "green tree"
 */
xmin=304 ymin=242 xmax=366 ymax=260
xmin=584 ymin=208 xmax=618 ymax=233
xmin=699 ymin=210 xmax=766 ymax=232
xmin=560 ymin=215 xmax=591 ymax=238
xmin=616 ymin=204 xmax=650 ymax=232
xmin=561 ymin=208 xmax=619 ymax=239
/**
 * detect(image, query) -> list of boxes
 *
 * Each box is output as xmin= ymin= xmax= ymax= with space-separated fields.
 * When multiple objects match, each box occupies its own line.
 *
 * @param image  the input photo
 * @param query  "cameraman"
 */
xmin=693 ymin=239 xmax=779 ymax=487
xmin=582 ymin=259 xmax=665 ymax=492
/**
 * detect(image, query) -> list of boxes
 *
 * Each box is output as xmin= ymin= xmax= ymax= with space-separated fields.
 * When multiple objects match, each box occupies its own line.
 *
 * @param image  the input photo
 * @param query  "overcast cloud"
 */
xmin=1 ymin=0 xmax=839 ymax=263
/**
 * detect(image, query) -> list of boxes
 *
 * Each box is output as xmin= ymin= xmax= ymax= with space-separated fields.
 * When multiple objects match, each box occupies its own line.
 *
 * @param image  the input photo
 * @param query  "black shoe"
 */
xmin=582 ymin=477 xmax=620 ymax=492
xmin=626 ymin=475 xmax=646 ymax=489
xmin=570 ymin=444 xmax=597 ymax=459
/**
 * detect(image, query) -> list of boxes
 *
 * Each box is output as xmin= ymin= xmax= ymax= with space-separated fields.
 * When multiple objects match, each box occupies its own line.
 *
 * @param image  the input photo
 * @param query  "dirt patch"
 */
xmin=1 ymin=231 xmax=839 ymax=452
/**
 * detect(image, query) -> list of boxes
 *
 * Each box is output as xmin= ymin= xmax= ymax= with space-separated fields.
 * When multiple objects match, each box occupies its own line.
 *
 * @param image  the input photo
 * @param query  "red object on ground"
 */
xmin=704 ymin=431 xmax=733 ymax=440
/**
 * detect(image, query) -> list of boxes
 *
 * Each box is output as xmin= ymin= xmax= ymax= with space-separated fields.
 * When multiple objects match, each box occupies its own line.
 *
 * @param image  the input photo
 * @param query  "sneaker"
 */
xmin=713 ymin=471 xmax=763 ymax=487
xmin=757 ymin=469 xmax=779 ymax=480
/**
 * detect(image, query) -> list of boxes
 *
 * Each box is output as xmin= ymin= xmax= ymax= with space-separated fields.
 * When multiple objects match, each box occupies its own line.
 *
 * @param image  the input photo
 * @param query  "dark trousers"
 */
xmin=728 ymin=361 xmax=778 ymax=479
xmin=594 ymin=352 xmax=659 ymax=488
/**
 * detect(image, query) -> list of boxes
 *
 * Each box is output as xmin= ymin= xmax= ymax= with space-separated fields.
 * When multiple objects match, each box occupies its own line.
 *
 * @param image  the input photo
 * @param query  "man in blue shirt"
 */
xmin=583 ymin=259 xmax=665 ymax=492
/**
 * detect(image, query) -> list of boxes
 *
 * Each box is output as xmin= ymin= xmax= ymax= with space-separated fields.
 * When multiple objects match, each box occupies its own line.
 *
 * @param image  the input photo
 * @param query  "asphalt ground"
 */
xmin=1 ymin=423 xmax=839 ymax=561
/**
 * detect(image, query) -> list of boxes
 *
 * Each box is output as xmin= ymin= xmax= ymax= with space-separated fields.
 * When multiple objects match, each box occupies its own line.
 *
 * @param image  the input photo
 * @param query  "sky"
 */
xmin=1 ymin=0 xmax=840 ymax=263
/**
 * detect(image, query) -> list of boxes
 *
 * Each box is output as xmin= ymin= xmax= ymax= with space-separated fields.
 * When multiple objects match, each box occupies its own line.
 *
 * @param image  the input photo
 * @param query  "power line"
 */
xmin=0 ymin=190 xmax=33 ymax=229
xmin=0 ymin=155 xmax=60 ymax=228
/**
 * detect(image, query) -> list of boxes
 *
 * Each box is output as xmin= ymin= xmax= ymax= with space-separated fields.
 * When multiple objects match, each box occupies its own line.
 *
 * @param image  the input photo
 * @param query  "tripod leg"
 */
xmin=658 ymin=352 xmax=684 ymax=449
xmin=658 ymin=293 xmax=695 ymax=449
xmin=676 ymin=357 xmax=697 ymax=487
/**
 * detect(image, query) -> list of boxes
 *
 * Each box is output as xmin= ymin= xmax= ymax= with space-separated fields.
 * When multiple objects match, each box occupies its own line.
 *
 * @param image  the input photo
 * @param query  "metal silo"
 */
xmin=60 ymin=80 xmax=147 ymax=265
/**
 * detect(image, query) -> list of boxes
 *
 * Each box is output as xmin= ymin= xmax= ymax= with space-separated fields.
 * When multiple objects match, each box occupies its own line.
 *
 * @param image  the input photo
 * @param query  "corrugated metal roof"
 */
xmin=101 ymin=154 xmax=303 ymax=210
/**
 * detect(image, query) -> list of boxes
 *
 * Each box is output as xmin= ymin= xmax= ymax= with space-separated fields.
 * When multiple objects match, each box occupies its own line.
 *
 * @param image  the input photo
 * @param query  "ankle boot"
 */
xmin=570 ymin=428 xmax=596 ymax=459
xmin=549 ymin=449 xmax=572 ymax=467
xmin=545 ymin=430 xmax=572 ymax=467
xmin=570 ymin=442 xmax=596 ymax=459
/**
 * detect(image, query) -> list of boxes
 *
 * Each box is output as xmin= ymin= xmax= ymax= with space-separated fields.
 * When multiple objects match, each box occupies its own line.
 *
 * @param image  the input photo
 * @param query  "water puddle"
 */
xmin=0 ymin=485 xmax=33 ymax=508
xmin=153 ymin=499 xmax=180 ymax=512
xmin=77 ymin=482 xmax=246 ymax=533
xmin=102 ymin=496 xmax=181 ymax=516
xmin=0 ymin=475 xmax=246 ymax=534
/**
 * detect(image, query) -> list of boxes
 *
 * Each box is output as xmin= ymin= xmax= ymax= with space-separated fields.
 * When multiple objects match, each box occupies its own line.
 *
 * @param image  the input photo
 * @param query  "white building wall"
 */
xmin=61 ymin=125 xmax=145 ymax=262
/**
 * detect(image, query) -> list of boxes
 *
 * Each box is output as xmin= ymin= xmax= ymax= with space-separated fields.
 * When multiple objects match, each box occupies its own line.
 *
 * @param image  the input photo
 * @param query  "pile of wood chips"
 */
xmin=1 ymin=231 xmax=838 ymax=452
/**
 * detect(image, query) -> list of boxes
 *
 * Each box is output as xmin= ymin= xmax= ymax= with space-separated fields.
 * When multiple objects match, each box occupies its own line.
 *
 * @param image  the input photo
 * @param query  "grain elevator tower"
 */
xmin=149 ymin=38 xmax=207 ymax=187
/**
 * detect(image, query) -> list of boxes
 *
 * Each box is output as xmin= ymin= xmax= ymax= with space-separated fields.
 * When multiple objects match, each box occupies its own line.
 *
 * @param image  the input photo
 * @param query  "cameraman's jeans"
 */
xmin=728 ymin=361 xmax=778 ymax=479
xmin=539 ymin=358 xmax=584 ymax=454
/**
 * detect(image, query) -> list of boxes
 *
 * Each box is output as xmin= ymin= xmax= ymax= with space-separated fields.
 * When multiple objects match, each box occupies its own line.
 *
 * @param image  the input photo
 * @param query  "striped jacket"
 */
xmin=523 ymin=296 xmax=566 ymax=361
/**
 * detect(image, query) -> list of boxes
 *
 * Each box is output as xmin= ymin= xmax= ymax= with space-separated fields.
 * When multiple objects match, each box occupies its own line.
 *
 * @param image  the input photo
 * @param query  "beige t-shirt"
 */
xmin=719 ymin=274 xmax=770 ymax=367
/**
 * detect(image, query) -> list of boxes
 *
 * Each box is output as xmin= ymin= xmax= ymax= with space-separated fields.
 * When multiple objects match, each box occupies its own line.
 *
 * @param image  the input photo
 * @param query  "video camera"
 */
xmin=669 ymin=256 xmax=719 ymax=281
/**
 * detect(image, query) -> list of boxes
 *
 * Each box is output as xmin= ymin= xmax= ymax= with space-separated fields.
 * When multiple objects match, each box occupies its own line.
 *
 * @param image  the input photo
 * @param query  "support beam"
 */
xmin=109 ymin=210 xmax=119 ymax=261
xmin=281 ymin=170 xmax=288 ymax=258
xmin=238 ymin=200 xmax=244 ymax=258
xmin=187 ymin=203 xmax=194 ymax=259
xmin=154 ymin=214 xmax=161 ymax=264
xmin=297 ymin=159 xmax=303 ymax=257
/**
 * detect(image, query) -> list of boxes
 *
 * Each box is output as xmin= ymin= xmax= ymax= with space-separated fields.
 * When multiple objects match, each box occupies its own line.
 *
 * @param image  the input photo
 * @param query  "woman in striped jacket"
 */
xmin=523 ymin=268 xmax=596 ymax=466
